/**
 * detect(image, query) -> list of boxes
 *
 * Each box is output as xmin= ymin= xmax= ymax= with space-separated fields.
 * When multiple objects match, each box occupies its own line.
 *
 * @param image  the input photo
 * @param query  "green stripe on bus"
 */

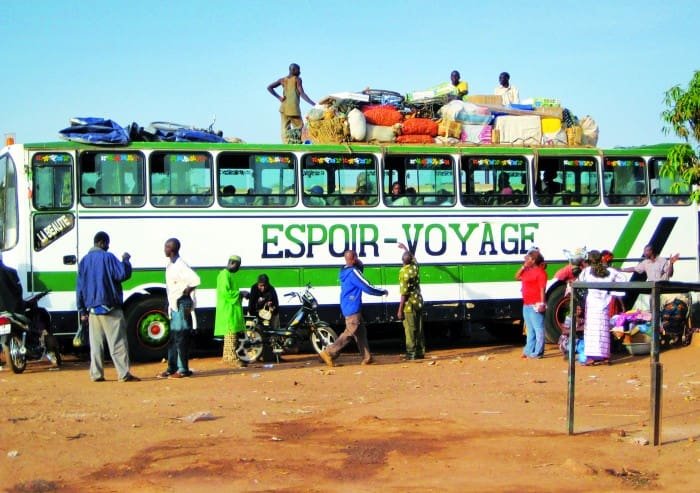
xmin=29 ymin=261 xmax=541 ymax=293
xmin=611 ymin=209 xmax=651 ymax=261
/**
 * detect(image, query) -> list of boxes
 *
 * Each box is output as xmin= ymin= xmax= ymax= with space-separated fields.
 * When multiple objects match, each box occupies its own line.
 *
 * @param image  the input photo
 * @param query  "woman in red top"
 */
xmin=516 ymin=248 xmax=548 ymax=359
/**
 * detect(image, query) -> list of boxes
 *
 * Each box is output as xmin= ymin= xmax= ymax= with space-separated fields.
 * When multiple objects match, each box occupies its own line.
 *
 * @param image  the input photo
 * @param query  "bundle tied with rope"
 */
xmin=307 ymin=116 xmax=348 ymax=144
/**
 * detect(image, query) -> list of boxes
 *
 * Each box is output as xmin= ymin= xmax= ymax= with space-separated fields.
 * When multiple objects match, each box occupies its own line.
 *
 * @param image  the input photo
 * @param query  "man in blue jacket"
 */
xmin=76 ymin=231 xmax=140 ymax=382
xmin=320 ymin=250 xmax=388 ymax=367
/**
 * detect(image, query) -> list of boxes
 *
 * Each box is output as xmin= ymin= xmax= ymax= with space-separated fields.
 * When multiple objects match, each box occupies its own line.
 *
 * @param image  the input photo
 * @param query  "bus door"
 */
xmin=29 ymin=152 xmax=78 ymax=323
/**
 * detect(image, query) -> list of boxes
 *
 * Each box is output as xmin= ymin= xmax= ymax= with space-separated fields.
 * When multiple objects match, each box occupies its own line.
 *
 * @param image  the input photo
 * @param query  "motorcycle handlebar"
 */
xmin=25 ymin=290 xmax=50 ymax=304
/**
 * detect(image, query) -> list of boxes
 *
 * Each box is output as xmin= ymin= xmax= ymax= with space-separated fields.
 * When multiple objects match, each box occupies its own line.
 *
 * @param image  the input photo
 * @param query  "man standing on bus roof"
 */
xmin=267 ymin=63 xmax=315 ymax=144
xmin=319 ymin=250 xmax=388 ymax=367
xmin=215 ymin=255 xmax=249 ymax=368
xmin=159 ymin=238 xmax=201 ymax=379
xmin=76 ymin=231 xmax=140 ymax=382
xmin=494 ymin=72 xmax=520 ymax=105
xmin=397 ymin=243 xmax=425 ymax=360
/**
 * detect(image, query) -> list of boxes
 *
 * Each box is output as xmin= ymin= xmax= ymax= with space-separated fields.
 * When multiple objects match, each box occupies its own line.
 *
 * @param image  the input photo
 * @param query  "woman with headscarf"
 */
xmin=578 ymin=250 xmax=625 ymax=365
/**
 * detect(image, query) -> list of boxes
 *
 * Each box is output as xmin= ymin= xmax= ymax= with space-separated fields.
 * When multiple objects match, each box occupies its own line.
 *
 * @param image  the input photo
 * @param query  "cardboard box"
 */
xmin=535 ymin=107 xmax=564 ymax=119
xmin=468 ymin=94 xmax=502 ymax=105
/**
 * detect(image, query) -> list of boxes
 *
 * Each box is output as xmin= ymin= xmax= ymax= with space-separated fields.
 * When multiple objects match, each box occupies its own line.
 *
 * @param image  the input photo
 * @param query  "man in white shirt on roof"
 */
xmin=494 ymin=72 xmax=520 ymax=105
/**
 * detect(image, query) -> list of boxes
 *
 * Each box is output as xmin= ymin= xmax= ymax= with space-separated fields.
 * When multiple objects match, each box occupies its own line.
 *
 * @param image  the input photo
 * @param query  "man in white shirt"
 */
xmin=160 ymin=238 xmax=201 ymax=379
xmin=494 ymin=72 xmax=520 ymax=105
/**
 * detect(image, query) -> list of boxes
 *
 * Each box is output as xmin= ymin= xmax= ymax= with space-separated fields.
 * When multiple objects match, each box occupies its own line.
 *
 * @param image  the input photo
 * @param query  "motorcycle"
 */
xmin=236 ymin=284 xmax=337 ymax=363
xmin=0 ymin=291 xmax=61 ymax=373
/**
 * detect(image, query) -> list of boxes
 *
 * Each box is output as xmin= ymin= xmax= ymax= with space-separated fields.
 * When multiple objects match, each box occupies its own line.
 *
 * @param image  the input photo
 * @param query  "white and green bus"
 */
xmin=0 ymin=140 xmax=696 ymax=360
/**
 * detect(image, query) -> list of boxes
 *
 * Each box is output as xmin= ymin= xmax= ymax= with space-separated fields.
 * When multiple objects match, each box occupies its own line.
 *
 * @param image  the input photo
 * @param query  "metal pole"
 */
xmin=567 ymin=288 xmax=577 ymax=435
xmin=650 ymin=285 xmax=662 ymax=446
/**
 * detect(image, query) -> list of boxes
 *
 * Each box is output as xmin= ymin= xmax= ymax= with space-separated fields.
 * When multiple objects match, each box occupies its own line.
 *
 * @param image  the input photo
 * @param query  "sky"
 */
xmin=2 ymin=0 xmax=699 ymax=149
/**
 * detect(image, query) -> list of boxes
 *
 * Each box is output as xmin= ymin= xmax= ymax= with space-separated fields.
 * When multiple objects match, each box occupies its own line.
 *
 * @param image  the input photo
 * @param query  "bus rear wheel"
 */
xmin=545 ymin=284 xmax=569 ymax=344
xmin=125 ymin=297 xmax=169 ymax=362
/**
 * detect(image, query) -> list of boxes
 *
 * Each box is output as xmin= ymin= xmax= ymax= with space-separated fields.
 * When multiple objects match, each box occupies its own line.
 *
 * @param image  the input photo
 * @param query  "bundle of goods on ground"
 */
xmin=303 ymin=88 xmax=598 ymax=147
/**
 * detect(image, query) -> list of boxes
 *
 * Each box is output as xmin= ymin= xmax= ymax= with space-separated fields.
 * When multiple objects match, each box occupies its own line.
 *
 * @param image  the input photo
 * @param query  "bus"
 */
xmin=0 ymin=140 xmax=696 ymax=360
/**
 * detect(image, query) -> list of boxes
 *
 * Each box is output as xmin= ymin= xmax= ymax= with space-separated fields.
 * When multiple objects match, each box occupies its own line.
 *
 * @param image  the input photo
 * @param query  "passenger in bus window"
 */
xmin=304 ymin=185 xmax=326 ymax=206
xmin=389 ymin=181 xmax=403 ymax=203
xmin=498 ymin=173 xmax=513 ymax=195
xmin=220 ymin=185 xmax=247 ymax=206
xmin=542 ymin=169 xmax=562 ymax=194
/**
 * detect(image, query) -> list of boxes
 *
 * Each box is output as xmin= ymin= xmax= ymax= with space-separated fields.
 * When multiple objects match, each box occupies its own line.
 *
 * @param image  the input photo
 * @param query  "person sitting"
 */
xmin=388 ymin=181 xmax=403 ymax=204
xmin=541 ymin=169 xmax=562 ymax=194
xmin=494 ymin=72 xmax=520 ymax=105
xmin=498 ymin=173 xmax=513 ymax=195
xmin=220 ymin=185 xmax=247 ymax=206
xmin=248 ymin=274 xmax=280 ymax=329
xmin=304 ymin=185 xmax=326 ymax=206
xmin=449 ymin=70 xmax=468 ymax=101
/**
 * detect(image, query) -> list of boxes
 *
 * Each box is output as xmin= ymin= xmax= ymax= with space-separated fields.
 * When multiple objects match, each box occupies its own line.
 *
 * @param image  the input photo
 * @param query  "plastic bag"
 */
xmin=73 ymin=321 xmax=88 ymax=348
xmin=580 ymin=116 xmax=599 ymax=146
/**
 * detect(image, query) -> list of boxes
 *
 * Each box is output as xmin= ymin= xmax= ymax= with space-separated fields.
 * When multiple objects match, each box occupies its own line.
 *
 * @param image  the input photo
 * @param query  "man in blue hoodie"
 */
xmin=77 ymin=231 xmax=139 ymax=382
xmin=320 ymin=250 xmax=388 ymax=367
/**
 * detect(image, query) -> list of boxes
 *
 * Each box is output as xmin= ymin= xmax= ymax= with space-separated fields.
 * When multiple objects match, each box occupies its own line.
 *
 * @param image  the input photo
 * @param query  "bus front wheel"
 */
xmin=125 ymin=297 xmax=169 ymax=362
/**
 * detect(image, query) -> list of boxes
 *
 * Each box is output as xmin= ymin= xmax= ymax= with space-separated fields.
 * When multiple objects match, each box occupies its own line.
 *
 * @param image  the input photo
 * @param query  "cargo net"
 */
xmin=405 ymin=96 xmax=448 ymax=119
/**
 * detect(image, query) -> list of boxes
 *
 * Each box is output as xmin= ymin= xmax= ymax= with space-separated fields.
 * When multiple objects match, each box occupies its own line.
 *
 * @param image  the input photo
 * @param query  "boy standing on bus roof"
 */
xmin=215 ymin=255 xmax=249 ymax=367
xmin=76 ymin=231 xmax=140 ymax=382
xmin=319 ymin=250 xmax=388 ymax=367
xmin=397 ymin=243 xmax=425 ymax=360
xmin=267 ymin=63 xmax=315 ymax=144
xmin=159 ymin=238 xmax=200 ymax=379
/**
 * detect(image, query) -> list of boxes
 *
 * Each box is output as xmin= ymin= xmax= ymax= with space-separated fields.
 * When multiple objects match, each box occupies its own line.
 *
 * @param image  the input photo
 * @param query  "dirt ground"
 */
xmin=1 ymin=335 xmax=700 ymax=493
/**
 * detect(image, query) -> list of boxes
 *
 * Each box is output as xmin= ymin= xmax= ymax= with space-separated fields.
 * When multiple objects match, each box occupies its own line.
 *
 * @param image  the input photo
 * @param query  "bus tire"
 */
xmin=125 ymin=296 xmax=169 ymax=362
xmin=545 ymin=284 xmax=568 ymax=344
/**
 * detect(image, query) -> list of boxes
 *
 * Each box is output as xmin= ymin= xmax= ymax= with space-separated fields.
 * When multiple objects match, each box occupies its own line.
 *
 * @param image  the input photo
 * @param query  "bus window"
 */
xmin=385 ymin=155 xmax=454 ymax=207
xmin=33 ymin=153 xmax=73 ymax=210
xmin=649 ymin=157 xmax=690 ymax=205
xmin=302 ymin=154 xmax=377 ymax=207
xmin=603 ymin=157 xmax=648 ymax=206
xmin=460 ymin=156 xmax=528 ymax=206
xmin=535 ymin=157 xmax=599 ymax=206
xmin=150 ymin=152 xmax=211 ymax=207
xmin=80 ymin=151 xmax=145 ymax=207
xmin=0 ymin=154 xmax=19 ymax=250
xmin=218 ymin=152 xmax=296 ymax=207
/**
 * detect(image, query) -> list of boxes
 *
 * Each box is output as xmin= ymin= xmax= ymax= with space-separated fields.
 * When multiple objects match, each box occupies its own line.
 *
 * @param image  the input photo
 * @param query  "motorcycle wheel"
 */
xmin=237 ymin=327 xmax=264 ymax=364
xmin=8 ymin=335 xmax=27 ymax=374
xmin=310 ymin=323 xmax=338 ymax=355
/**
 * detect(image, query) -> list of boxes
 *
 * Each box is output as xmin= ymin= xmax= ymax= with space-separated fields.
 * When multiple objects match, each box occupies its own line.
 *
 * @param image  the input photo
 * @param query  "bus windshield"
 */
xmin=0 ymin=153 xmax=19 ymax=250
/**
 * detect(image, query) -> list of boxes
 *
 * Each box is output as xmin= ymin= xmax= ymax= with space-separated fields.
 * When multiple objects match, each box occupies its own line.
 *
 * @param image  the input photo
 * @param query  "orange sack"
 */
xmin=362 ymin=105 xmax=403 ymax=126
xmin=396 ymin=134 xmax=435 ymax=144
xmin=401 ymin=118 xmax=439 ymax=136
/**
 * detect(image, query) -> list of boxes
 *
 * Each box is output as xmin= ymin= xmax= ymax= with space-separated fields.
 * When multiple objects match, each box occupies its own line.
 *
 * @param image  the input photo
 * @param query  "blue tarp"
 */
xmin=59 ymin=117 xmax=130 ymax=145
xmin=59 ymin=117 xmax=227 ymax=144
